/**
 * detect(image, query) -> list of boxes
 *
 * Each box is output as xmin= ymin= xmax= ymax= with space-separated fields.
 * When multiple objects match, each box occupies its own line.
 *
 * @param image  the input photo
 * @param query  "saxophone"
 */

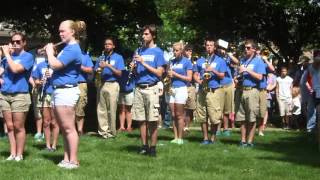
xmin=95 ymin=52 xmax=110 ymax=88
xmin=202 ymin=55 xmax=212 ymax=92
xmin=164 ymin=59 xmax=174 ymax=95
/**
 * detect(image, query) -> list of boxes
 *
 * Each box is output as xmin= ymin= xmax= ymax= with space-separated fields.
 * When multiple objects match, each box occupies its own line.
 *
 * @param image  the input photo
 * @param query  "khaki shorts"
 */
xmin=36 ymin=94 xmax=52 ymax=108
xmin=220 ymin=84 xmax=234 ymax=114
xmin=185 ymin=86 xmax=196 ymax=110
xmin=278 ymin=98 xmax=292 ymax=116
xmin=31 ymin=88 xmax=42 ymax=119
xmin=118 ymin=91 xmax=134 ymax=106
xmin=75 ymin=83 xmax=88 ymax=117
xmin=259 ymin=89 xmax=267 ymax=118
xmin=0 ymin=93 xmax=31 ymax=112
xmin=235 ymin=88 xmax=260 ymax=122
xmin=132 ymin=85 xmax=160 ymax=122
xmin=196 ymin=88 xmax=223 ymax=125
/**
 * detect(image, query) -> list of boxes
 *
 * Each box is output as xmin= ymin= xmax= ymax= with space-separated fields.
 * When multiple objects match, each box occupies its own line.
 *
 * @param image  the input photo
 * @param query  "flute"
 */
xmin=38 ymin=41 xmax=64 ymax=54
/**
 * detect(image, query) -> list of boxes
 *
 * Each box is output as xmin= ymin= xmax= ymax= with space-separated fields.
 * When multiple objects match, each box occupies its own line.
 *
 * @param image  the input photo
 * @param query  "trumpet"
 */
xmin=38 ymin=41 xmax=64 ymax=54
xmin=261 ymin=49 xmax=270 ymax=58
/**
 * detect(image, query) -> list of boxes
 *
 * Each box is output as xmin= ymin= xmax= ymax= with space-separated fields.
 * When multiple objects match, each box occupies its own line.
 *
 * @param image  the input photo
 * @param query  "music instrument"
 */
xmin=202 ymin=55 xmax=212 ymax=92
xmin=95 ymin=52 xmax=111 ymax=88
xmin=127 ymin=47 xmax=142 ymax=85
xmin=39 ymin=64 xmax=50 ymax=102
xmin=164 ymin=58 xmax=174 ymax=95
xmin=260 ymin=49 xmax=270 ymax=59
xmin=38 ymin=41 xmax=64 ymax=54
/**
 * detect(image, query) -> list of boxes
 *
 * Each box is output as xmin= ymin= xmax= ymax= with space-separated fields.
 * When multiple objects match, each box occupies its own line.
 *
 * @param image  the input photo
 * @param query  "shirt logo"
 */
xmin=247 ymin=64 xmax=255 ymax=70
xmin=110 ymin=60 xmax=116 ymax=66
xmin=210 ymin=62 xmax=217 ymax=68
xmin=14 ymin=59 xmax=21 ymax=64
xmin=172 ymin=64 xmax=183 ymax=69
xmin=142 ymin=55 xmax=155 ymax=62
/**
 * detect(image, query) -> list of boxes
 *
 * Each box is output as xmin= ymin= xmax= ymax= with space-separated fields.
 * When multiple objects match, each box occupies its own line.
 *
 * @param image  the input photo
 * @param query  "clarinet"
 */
xmin=39 ymin=61 xmax=50 ymax=102
xmin=127 ymin=43 xmax=143 ymax=85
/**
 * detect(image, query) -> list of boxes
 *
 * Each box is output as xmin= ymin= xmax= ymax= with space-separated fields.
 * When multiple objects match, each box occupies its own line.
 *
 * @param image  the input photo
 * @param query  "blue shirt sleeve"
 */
xmin=217 ymin=58 xmax=227 ymax=73
xmin=186 ymin=60 xmax=193 ymax=70
xmin=20 ymin=53 xmax=34 ymax=71
xmin=155 ymin=51 xmax=166 ymax=68
xmin=115 ymin=55 xmax=125 ymax=70
xmin=254 ymin=59 xmax=266 ymax=74
xmin=58 ymin=46 xmax=78 ymax=66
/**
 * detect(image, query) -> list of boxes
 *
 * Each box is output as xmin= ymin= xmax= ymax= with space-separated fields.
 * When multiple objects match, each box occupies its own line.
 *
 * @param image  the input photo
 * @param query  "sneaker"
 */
xmin=14 ymin=155 xmax=23 ymax=162
xmin=247 ymin=143 xmax=254 ymax=147
xmin=58 ymin=160 xmax=69 ymax=168
xmin=216 ymin=131 xmax=222 ymax=136
xmin=239 ymin=141 xmax=247 ymax=147
xmin=170 ymin=139 xmax=179 ymax=144
xmin=6 ymin=155 xmax=15 ymax=161
xmin=149 ymin=146 xmax=156 ymax=157
xmin=258 ymin=132 xmax=264 ymax=136
xmin=138 ymin=145 xmax=149 ymax=155
xmin=222 ymin=130 xmax=231 ymax=137
xmin=34 ymin=133 xmax=43 ymax=142
xmin=64 ymin=161 xmax=80 ymax=169
xmin=177 ymin=139 xmax=184 ymax=145
xmin=200 ymin=140 xmax=213 ymax=145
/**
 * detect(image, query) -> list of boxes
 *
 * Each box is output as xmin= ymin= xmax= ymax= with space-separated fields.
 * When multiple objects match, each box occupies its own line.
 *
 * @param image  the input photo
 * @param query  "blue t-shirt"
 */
xmin=195 ymin=55 xmax=227 ymax=89
xmin=51 ymin=43 xmax=82 ymax=86
xmin=118 ymin=70 xmax=135 ymax=93
xmin=1 ymin=51 xmax=34 ymax=93
xmin=240 ymin=56 xmax=266 ymax=87
xmin=94 ymin=52 xmax=125 ymax=82
xmin=135 ymin=47 xmax=166 ymax=84
xmin=170 ymin=57 xmax=193 ymax=88
xmin=78 ymin=52 xmax=94 ymax=83
xmin=32 ymin=61 xmax=53 ymax=94
xmin=220 ymin=57 xmax=233 ymax=86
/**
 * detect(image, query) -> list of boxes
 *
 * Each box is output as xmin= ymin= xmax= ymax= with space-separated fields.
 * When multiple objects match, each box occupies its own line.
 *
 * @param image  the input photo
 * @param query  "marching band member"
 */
xmin=95 ymin=37 xmax=124 ymax=139
xmin=45 ymin=20 xmax=84 ymax=169
xmin=167 ymin=42 xmax=193 ymax=145
xmin=217 ymin=48 xmax=239 ymax=136
xmin=194 ymin=38 xmax=227 ymax=144
xmin=76 ymin=51 xmax=93 ymax=136
xmin=235 ymin=39 xmax=266 ymax=147
xmin=131 ymin=24 xmax=166 ymax=156
xmin=0 ymin=33 xmax=34 ymax=161
xmin=183 ymin=44 xmax=197 ymax=133
xmin=32 ymin=58 xmax=59 ymax=151
xmin=117 ymin=61 xmax=135 ymax=132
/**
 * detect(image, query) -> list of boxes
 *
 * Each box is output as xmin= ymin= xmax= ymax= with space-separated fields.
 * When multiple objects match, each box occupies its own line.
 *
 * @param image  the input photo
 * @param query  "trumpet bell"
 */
xmin=203 ymin=72 xmax=211 ymax=80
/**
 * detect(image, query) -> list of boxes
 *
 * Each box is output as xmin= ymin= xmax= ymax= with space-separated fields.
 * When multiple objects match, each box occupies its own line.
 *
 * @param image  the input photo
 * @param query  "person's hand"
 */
xmin=0 ymin=78 xmax=4 ymax=85
xmin=205 ymin=66 xmax=214 ymax=72
xmin=45 ymin=43 xmax=54 ymax=56
xmin=99 ymin=61 xmax=107 ymax=68
xmin=134 ymin=54 xmax=144 ymax=63
xmin=1 ymin=45 xmax=10 ymax=56
xmin=239 ymin=65 xmax=247 ymax=73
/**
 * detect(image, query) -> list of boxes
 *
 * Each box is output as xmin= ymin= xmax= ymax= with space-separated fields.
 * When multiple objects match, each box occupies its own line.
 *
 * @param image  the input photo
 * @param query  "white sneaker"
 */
xmin=6 ymin=155 xmax=15 ymax=161
xmin=258 ymin=132 xmax=264 ymax=136
xmin=14 ymin=155 xmax=23 ymax=162
xmin=64 ymin=162 xmax=80 ymax=169
xmin=57 ymin=160 xmax=69 ymax=168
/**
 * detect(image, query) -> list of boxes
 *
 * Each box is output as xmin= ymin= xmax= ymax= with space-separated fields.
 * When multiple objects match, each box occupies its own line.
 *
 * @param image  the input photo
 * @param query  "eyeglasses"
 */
xmin=11 ymin=40 xmax=22 ymax=45
xmin=245 ymin=46 xmax=252 ymax=50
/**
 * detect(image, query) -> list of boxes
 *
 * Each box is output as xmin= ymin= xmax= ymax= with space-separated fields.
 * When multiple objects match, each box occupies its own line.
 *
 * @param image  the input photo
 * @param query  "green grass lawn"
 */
xmin=0 ymin=129 xmax=319 ymax=180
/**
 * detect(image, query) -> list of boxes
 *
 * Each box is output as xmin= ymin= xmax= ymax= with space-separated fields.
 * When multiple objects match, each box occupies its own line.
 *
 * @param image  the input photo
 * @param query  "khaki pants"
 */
xmin=132 ymin=85 xmax=160 ymax=122
xmin=196 ymin=88 xmax=223 ymax=124
xmin=97 ymin=82 xmax=120 ymax=136
xmin=75 ymin=83 xmax=88 ymax=117
xmin=259 ymin=89 xmax=267 ymax=118
xmin=220 ymin=84 xmax=234 ymax=115
xmin=235 ymin=88 xmax=260 ymax=122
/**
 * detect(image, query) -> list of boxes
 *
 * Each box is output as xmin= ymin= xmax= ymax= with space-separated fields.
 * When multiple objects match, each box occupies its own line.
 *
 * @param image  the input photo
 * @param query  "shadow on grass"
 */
xmin=42 ymin=154 xmax=63 ymax=164
xmin=0 ymin=151 xmax=30 ymax=159
xmin=255 ymin=133 xmax=320 ymax=168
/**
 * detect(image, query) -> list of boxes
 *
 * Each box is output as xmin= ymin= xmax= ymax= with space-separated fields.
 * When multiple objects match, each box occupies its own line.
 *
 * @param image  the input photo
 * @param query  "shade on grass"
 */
xmin=0 ymin=129 xmax=319 ymax=180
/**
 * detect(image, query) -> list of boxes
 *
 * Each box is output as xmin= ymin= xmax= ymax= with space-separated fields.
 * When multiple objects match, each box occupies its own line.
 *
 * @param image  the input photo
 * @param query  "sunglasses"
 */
xmin=11 ymin=40 xmax=22 ymax=45
xmin=245 ymin=46 xmax=252 ymax=50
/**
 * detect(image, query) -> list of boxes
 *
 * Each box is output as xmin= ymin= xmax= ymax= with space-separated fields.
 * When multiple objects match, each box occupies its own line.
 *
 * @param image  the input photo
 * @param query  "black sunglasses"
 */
xmin=11 ymin=40 xmax=22 ymax=45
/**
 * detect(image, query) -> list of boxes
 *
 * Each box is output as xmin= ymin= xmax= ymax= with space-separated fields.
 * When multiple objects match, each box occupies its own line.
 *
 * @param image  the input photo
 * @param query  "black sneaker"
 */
xmin=138 ymin=145 xmax=149 ymax=155
xmin=149 ymin=146 xmax=156 ymax=157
